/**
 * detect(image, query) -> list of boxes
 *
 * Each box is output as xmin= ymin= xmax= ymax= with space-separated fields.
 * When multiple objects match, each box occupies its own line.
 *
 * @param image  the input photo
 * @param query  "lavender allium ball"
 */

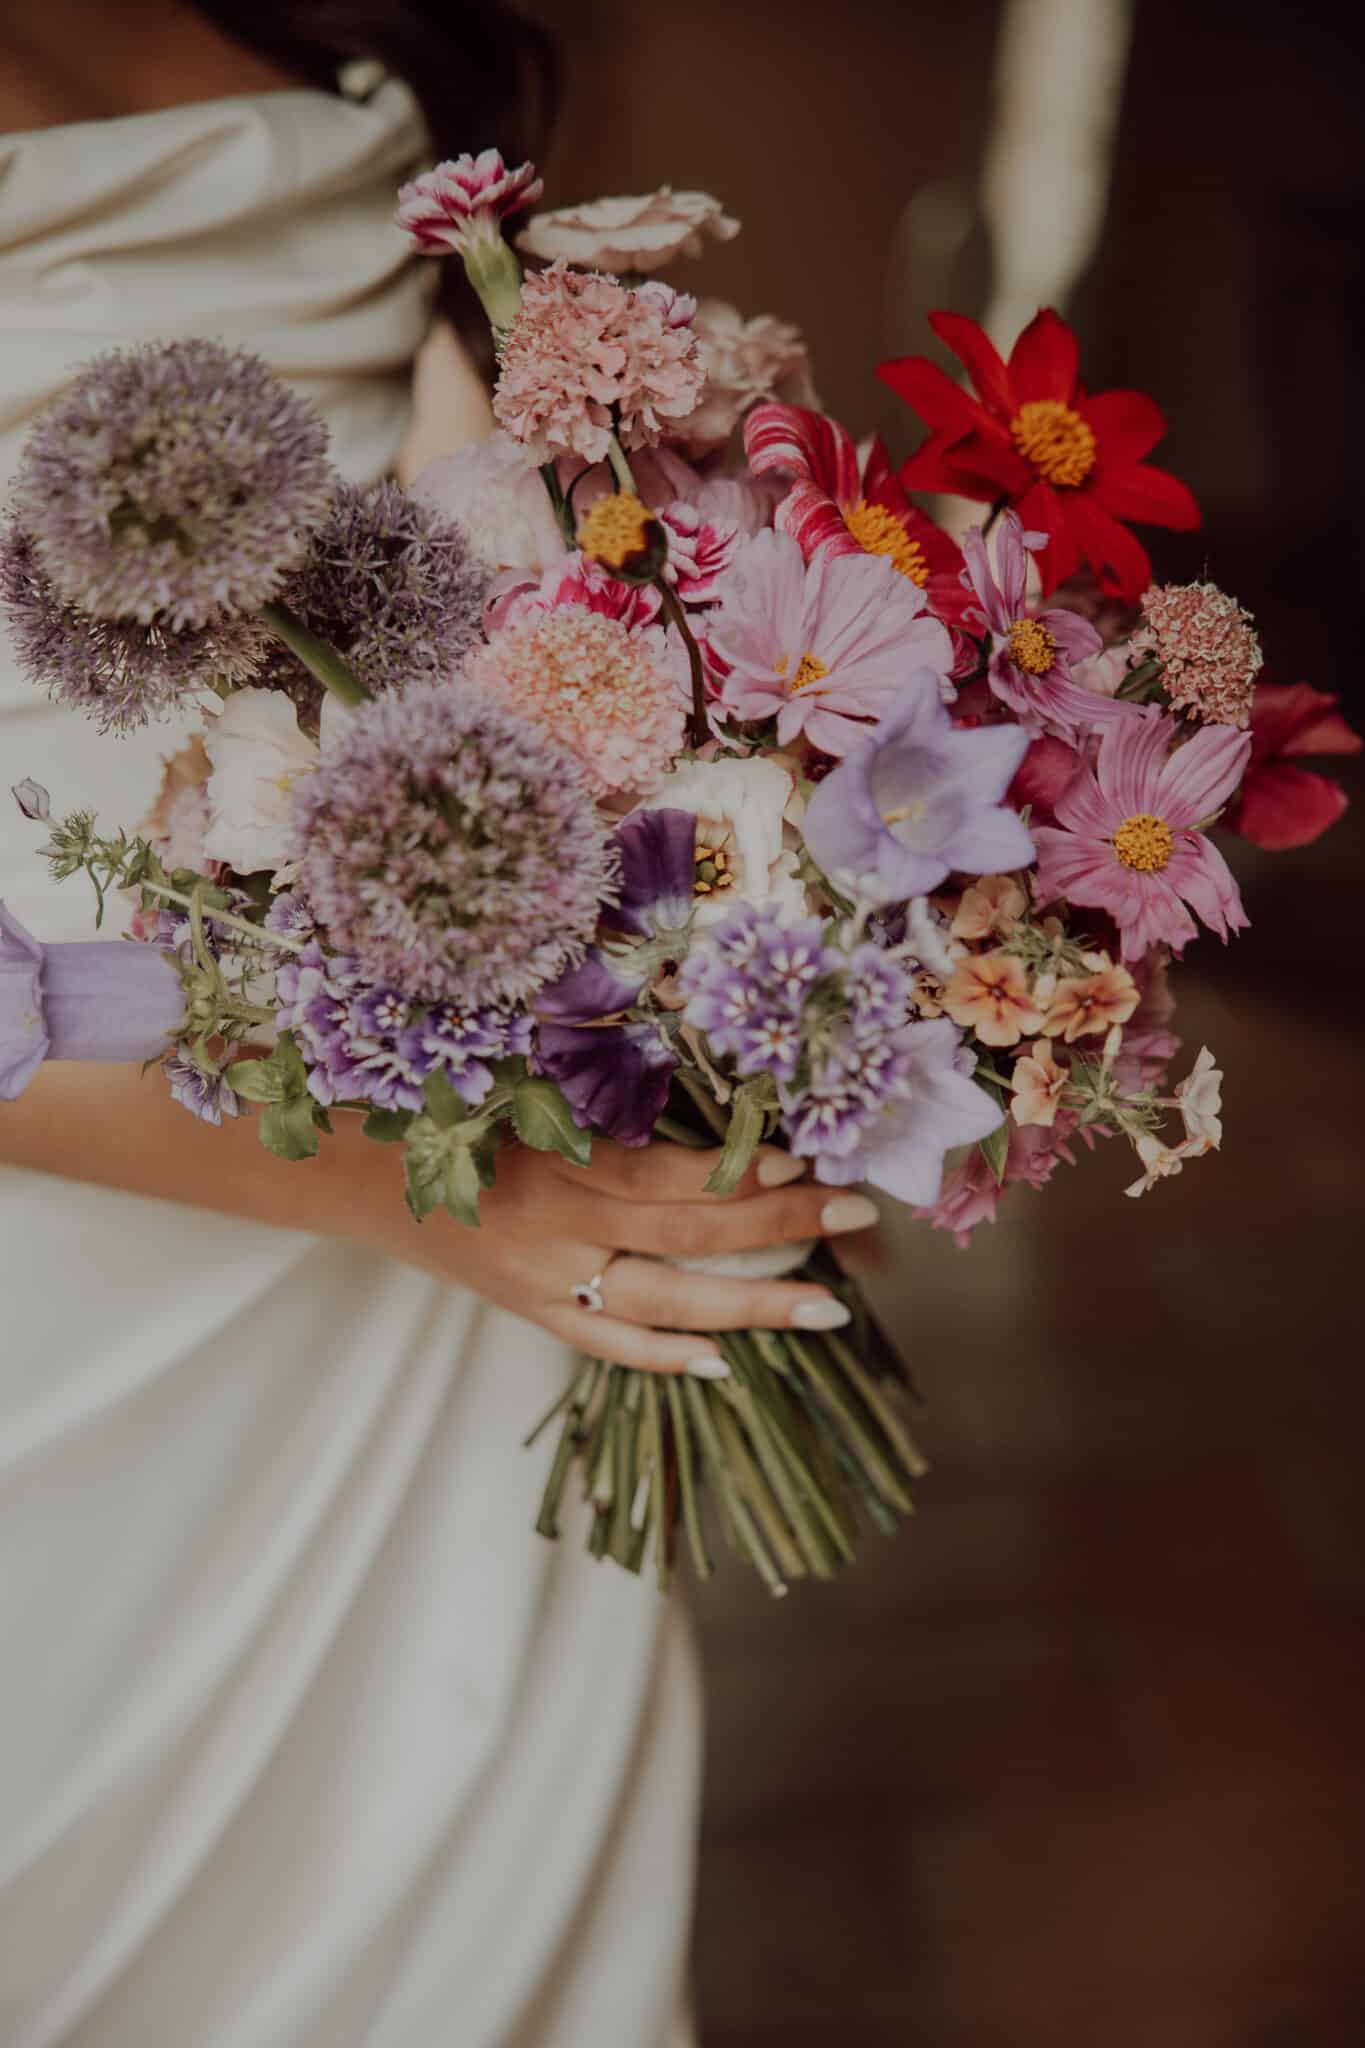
xmin=259 ymin=481 xmax=489 ymax=719
xmin=13 ymin=339 xmax=334 ymax=629
xmin=292 ymin=683 xmax=617 ymax=1005
xmin=0 ymin=522 xmax=267 ymax=731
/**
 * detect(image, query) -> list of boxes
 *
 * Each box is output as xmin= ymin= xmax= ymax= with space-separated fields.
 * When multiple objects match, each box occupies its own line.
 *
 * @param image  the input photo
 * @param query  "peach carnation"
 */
xmin=1131 ymin=580 xmax=1263 ymax=728
xmin=465 ymin=604 xmax=687 ymax=796
xmin=678 ymin=300 xmax=820 ymax=456
xmin=516 ymin=188 xmax=739 ymax=273
xmin=493 ymin=262 xmax=704 ymax=463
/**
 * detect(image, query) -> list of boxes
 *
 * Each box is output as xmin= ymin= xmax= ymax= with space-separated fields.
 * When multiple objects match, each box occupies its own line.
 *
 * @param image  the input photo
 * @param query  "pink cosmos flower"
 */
xmin=709 ymin=529 xmax=953 ymax=754
xmin=493 ymin=263 xmax=704 ymax=463
xmin=961 ymin=512 xmax=1129 ymax=742
xmin=744 ymin=401 xmax=969 ymax=628
xmin=464 ymin=603 xmax=687 ymax=796
xmin=1032 ymin=706 xmax=1252 ymax=960
xmin=395 ymin=152 xmax=543 ymax=256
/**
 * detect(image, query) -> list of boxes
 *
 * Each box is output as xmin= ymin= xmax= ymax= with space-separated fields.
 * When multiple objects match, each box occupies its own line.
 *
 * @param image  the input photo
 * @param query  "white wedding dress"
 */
xmin=0 ymin=83 xmax=700 ymax=2048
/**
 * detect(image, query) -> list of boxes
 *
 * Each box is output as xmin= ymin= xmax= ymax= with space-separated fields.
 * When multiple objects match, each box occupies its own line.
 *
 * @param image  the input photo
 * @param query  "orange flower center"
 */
xmin=1112 ymin=813 xmax=1174 ymax=872
xmin=1010 ymin=400 xmax=1097 ymax=488
xmin=843 ymin=499 xmax=930 ymax=586
xmin=777 ymin=651 xmax=829 ymax=693
xmin=694 ymin=840 xmax=737 ymax=897
xmin=1007 ymin=616 xmax=1057 ymax=675
xmin=577 ymin=491 xmax=655 ymax=570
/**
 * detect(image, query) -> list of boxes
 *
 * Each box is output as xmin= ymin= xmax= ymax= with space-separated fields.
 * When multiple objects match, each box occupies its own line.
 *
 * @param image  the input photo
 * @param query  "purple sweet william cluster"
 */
xmin=680 ymin=901 xmax=1004 ymax=1204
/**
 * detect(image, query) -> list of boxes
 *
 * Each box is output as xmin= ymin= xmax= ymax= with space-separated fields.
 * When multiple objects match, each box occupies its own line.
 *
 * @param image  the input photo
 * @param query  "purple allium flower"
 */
xmin=785 ymin=1017 xmax=1003 ymax=1205
xmin=254 ymin=481 xmax=489 ymax=720
xmin=534 ymin=1017 xmax=676 ymax=1147
xmin=0 ymin=522 xmax=267 ymax=732
xmin=802 ymin=676 xmax=1035 ymax=906
xmin=12 ymin=339 xmax=334 ymax=630
xmin=0 ymin=901 xmax=185 ymax=1099
xmin=165 ymin=1054 xmax=241 ymax=1125
xmin=290 ymin=683 xmax=615 ymax=1006
xmin=276 ymin=938 xmax=530 ymax=1112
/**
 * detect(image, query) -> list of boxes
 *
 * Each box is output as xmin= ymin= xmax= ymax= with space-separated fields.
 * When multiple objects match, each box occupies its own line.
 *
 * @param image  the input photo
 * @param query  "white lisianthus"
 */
xmin=646 ymin=754 xmax=806 ymax=928
xmin=202 ymin=687 xmax=320 ymax=873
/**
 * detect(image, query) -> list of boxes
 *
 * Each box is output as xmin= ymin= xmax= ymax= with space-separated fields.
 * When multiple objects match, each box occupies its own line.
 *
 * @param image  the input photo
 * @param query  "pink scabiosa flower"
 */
xmin=465 ymin=603 xmax=687 ymax=796
xmin=290 ymin=683 xmax=615 ymax=1006
xmin=709 ymin=529 xmax=953 ymax=754
xmin=516 ymin=188 xmax=738 ymax=273
xmin=1129 ymin=580 xmax=1262 ymax=727
xmin=744 ymin=401 xmax=968 ymax=627
xmin=1032 ymin=706 xmax=1252 ymax=961
xmin=960 ymin=511 xmax=1130 ymax=742
xmin=493 ymin=263 xmax=704 ymax=463
xmin=395 ymin=151 xmax=543 ymax=256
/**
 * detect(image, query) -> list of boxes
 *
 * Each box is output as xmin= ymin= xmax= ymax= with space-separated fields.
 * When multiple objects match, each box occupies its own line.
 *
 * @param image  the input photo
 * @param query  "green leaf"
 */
xmin=978 ymin=1118 xmax=1010 ymax=1186
xmin=260 ymin=1095 xmax=320 ymax=1162
xmin=402 ymin=1114 xmax=485 ymax=1226
xmin=422 ymin=1068 xmax=468 ymax=1130
xmin=363 ymin=1108 xmax=414 ymax=1144
xmin=225 ymin=1057 xmax=283 ymax=1104
xmin=443 ymin=1142 xmax=485 ymax=1227
xmin=705 ymin=1080 xmax=769 ymax=1196
xmin=511 ymin=1077 xmax=592 ymax=1166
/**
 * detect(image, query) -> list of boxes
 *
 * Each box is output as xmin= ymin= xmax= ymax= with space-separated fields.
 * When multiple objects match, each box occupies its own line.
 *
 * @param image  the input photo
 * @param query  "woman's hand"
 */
xmin=368 ymin=1137 xmax=880 ymax=1377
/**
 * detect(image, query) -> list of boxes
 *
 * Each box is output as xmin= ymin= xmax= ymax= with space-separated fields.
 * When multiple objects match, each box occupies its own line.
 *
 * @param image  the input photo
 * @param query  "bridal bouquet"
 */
xmin=2 ymin=153 xmax=1358 ymax=1593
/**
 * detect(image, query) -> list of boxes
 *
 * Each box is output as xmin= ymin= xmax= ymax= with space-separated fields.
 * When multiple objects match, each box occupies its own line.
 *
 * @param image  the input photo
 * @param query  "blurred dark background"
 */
xmin=530 ymin=1 xmax=1365 ymax=2039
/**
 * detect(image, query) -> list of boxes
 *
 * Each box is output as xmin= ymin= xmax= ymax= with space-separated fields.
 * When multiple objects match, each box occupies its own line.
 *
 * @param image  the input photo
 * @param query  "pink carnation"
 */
xmin=493 ymin=262 xmax=705 ymax=464
xmin=465 ymin=603 xmax=687 ymax=796
xmin=396 ymin=151 xmax=543 ymax=256
xmin=1131 ymin=580 xmax=1262 ymax=728
xmin=487 ymin=552 xmax=662 ymax=636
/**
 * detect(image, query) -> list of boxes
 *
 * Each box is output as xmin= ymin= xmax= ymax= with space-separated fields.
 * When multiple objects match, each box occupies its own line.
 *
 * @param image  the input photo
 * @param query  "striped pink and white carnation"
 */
xmin=395 ymin=151 xmax=543 ymax=256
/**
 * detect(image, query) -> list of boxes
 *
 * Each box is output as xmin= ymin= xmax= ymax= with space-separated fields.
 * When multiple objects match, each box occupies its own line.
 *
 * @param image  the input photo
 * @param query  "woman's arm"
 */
xmin=2 ymin=1063 xmax=874 ymax=1369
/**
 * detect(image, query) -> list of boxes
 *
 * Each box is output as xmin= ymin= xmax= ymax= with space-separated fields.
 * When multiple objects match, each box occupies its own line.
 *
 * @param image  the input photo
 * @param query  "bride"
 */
xmin=0 ymin=3 xmax=878 ymax=2042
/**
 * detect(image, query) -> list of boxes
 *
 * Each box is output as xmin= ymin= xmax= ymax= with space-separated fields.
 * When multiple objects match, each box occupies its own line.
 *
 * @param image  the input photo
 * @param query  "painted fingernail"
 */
xmin=757 ymin=1153 xmax=807 ymax=1189
xmin=820 ymin=1194 xmax=880 ymax=1234
xmin=792 ymin=1297 xmax=852 ymax=1331
xmin=686 ymin=1355 xmax=731 ymax=1380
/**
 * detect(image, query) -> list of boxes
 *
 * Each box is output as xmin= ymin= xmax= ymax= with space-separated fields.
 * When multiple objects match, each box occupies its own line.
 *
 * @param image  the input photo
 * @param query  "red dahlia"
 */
xmin=879 ymin=309 xmax=1200 ymax=602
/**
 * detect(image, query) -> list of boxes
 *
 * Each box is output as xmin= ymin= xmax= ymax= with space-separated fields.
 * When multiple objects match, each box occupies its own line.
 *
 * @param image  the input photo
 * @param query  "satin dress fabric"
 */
xmin=0 ymin=82 xmax=699 ymax=2048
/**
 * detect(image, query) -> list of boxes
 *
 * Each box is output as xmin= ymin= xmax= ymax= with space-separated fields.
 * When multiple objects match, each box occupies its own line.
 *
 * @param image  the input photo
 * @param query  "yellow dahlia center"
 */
xmin=694 ymin=839 xmax=737 ymax=898
xmin=1112 ymin=813 xmax=1174 ymax=872
xmin=1007 ymin=616 xmax=1058 ymax=676
xmin=1010 ymin=400 xmax=1097 ymax=488
xmin=576 ymin=491 xmax=655 ymax=570
xmin=843 ymin=499 xmax=929 ymax=586
xmin=787 ymin=652 xmax=829 ymax=693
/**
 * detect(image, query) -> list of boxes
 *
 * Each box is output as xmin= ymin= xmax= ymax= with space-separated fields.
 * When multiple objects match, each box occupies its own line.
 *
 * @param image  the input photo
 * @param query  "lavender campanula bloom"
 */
xmin=0 ymin=902 xmax=185 ymax=1099
xmin=802 ymin=674 xmax=1034 ymax=906
xmin=12 ymin=340 xmax=334 ymax=631
xmin=11 ymin=777 xmax=50 ymax=822
xmin=291 ymin=683 xmax=615 ymax=1008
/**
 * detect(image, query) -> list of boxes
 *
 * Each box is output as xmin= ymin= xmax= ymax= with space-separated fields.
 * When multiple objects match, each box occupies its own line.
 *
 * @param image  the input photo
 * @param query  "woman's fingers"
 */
xmin=541 ymin=1138 xmax=808 ymax=1205
xmin=562 ymin=1183 xmax=880 ymax=1259
xmin=541 ymin=1304 xmax=730 ymax=1377
xmin=601 ymin=1255 xmax=852 ymax=1334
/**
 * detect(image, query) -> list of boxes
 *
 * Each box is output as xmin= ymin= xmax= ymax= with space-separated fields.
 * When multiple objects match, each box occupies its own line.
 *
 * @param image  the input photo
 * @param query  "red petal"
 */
xmin=878 ymin=354 xmax=986 ymax=436
xmin=1226 ymin=762 xmax=1351 ymax=851
xmin=928 ymin=311 xmax=1016 ymax=418
xmin=899 ymin=432 xmax=995 ymax=502
xmin=1066 ymin=493 xmax=1153 ymax=600
xmin=1093 ymin=461 xmax=1201 ymax=532
xmin=1249 ymin=682 xmax=1364 ymax=764
xmin=745 ymin=401 xmax=860 ymax=504
xmin=1079 ymin=389 xmax=1169 ymax=463
xmin=1007 ymin=308 xmax=1079 ymax=404
xmin=1017 ymin=482 xmax=1082 ymax=596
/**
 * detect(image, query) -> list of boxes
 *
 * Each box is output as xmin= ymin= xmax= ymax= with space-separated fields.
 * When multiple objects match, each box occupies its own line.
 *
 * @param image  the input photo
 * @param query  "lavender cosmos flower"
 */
xmin=533 ymin=806 xmax=697 ymax=1145
xmin=803 ymin=674 xmax=1034 ymax=906
xmin=12 ymin=339 xmax=334 ymax=630
xmin=276 ymin=935 xmax=531 ymax=1112
xmin=254 ymin=481 xmax=489 ymax=719
xmin=291 ymin=683 xmax=615 ymax=1007
xmin=0 ymin=522 xmax=268 ymax=732
xmin=0 ymin=902 xmax=185 ymax=1098
xmin=961 ymin=512 xmax=1124 ymax=743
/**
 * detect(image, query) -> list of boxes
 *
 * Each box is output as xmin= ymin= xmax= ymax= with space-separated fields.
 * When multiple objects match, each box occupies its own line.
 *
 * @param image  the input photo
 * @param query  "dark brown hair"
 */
xmin=198 ymin=1 xmax=559 ymax=364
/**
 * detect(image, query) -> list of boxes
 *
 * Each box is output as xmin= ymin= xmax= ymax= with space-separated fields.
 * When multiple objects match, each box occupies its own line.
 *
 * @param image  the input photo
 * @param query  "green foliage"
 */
xmin=402 ymin=1112 xmax=499 ymax=1227
xmin=705 ymin=1077 xmax=777 ymax=1196
xmin=510 ymin=1076 xmax=592 ymax=1166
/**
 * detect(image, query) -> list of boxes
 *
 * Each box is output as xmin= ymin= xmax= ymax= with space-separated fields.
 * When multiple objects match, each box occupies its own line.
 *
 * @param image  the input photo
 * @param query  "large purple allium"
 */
xmin=291 ymin=683 xmax=616 ymax=1006
xmin=12 ymin=339 xmax=334 ymax=629
xmin=256 ymin=481 xmax=489 ymax=719
xmin=0 ymin=521 xmax=267 ymax=731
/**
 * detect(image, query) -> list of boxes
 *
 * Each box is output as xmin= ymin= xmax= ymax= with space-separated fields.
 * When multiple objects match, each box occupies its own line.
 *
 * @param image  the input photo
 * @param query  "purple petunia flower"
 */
xmin=534 ymin=1018 xmax=677 ymax=1147
xmin=165 ymin=1054 xmax=241 ymax=1125
xmin=0 ymin=901 xmax=185 ymax=1099
xmin=291 ymin=683 xmax=616 ymax=1008
xmin=802 ymin=675 xmax=1034 ymax=906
